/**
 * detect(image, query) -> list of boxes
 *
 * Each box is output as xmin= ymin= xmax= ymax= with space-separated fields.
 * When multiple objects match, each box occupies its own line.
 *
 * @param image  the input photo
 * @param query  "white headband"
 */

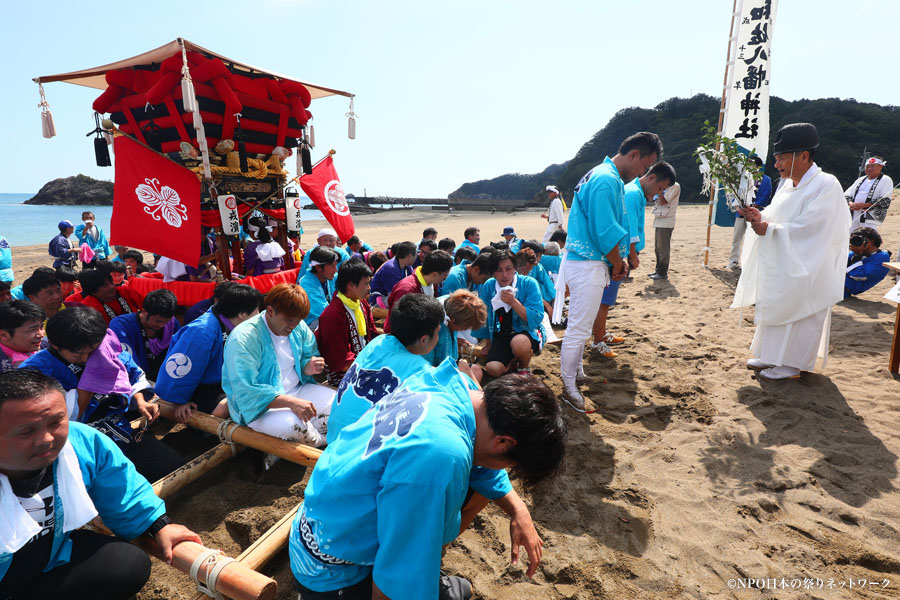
xmin=867 ymin=157 xmax=886 ymax=167
xmin=546 ymin=185 xmax=559 ymax=193
xmin=317 ymin=228 xmax=338 ymax=240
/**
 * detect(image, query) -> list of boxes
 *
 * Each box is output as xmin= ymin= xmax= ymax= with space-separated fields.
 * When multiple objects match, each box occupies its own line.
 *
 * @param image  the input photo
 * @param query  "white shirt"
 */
xmin=652 ymin=182 xmax=681 ymax=228
xmin=547 ymin=197 xmax=564 ymax=224
xmin=266 ymin=319 xmax=301 ymax=396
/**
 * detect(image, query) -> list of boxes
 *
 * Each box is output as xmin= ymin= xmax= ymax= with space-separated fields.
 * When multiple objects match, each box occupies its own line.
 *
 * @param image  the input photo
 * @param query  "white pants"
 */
xmin=542 ymin=222 xmax=563 ymax=244
xmin=729 ymin=217 xmax=748 ymax=265
xmin=750 ymin=308 xmax=828 ymax=371
xmin=560 ymin=260 xmax=610 ymax=385
xmin=247 ymin=383 xmax=335 ymax=440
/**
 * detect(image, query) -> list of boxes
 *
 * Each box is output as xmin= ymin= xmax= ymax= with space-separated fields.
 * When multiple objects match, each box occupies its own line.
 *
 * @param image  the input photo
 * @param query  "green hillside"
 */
xmin=451 ymin=94 xmax=900 ymax=203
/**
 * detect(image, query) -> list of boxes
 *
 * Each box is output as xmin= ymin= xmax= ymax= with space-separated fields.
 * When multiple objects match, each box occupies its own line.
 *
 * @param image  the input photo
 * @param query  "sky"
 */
xmin=1 ymin=0 xmax=896 ymax=198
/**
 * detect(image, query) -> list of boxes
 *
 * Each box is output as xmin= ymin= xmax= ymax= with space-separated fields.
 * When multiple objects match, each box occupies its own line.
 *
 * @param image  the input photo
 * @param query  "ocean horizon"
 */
xmin=0 ymin=193 xmax=325 ymax=247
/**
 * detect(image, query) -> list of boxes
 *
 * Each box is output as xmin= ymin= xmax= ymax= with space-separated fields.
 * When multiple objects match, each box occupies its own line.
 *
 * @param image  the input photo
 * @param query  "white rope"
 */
xmin=189 ymin=548 xmax=234 ymax=600
xmin=216 ymin=419 xmax=239 ymax=456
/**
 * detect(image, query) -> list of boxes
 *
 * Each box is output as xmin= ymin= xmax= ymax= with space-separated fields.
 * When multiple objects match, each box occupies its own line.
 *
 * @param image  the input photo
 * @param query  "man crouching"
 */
xmin=289 ymin=366 xmax=566 ymax=599
xmin=0 ymin=369 xmax=200 ymax=599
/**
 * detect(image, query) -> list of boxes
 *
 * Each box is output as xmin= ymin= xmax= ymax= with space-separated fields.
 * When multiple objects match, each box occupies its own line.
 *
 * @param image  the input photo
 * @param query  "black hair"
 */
xmin=478 ymin=245 xmax=497 ymax=256
xmin=470 ymin=252 xmax=492 ymax=273
xmin=549 ymin=229 xmax=567 ymax=244
xmin=92 ymin=259 xmax=114 ymax=275
xmin=464 ymin=226 xmax=480 ymax=240
xmin=394 ymin=241 xmax=417 ymax=260
xmin=248 ymin=216 xmax=273 ymax=243
xmin=422 ymin=227 xmax=438 ymax=238
xmin=418 ymin=239 xmax=437 ymax=252
xmin=421 ymin=250 xmax=453 ymax=275
xmin=22 ymin=272 xmax=60 ymax=299
xmin=438 ymin=237 xmax=456 ymax=252
xmin=0 ymin=300 xmax=46 ymax=336
xmin=107 ymin=261 xmax=127 ymax=274
xmin=488 ymin=249 xmax=516 ymax=274
xmin=454 ymin=246 xmax=477 ymax=265
xmin=123 ymin=250 xmax=144 ymax=264
xmin=647 ymin=161 xmax=677 ymax=186
xmin=142 ymin=289 xmax=177 ymax=318
xmin=78 ymin=269 xmax=113 ymax=297
xmin=0 ymin=369 xmax=64 ymax=410
xmin=0 ymin=281 xmax=10 ymax=293
xmin=483 ymin=374 xmax=567 ymax=487
xmin=136 ymin=264 xmax=152 ymax=274
xmin=851 ymin=226 xmax=882 ymax=247
xmin=389 ymin=294 xmax=444 ymax=347
xmin=346 ymin=235 xmax=361 ymax=247
xmin=520 ymin=239 xmax=544 ymax=256
xmin=212 ymin=281 xmax=241 ymax=303
xmin=216 ymin=284 xmax=265 ymax=319
xmin=45 ymin=306 xmax=107 ymax=351
xmin=54 ymin=266 xmax=77 ymax=283
xmin=490 ymin=241 xmax=509 ymax=251
xmin=308 ymin=246 xmax=339 ymax=274
xmin=752 ymin=156 xmax=764 ymax=167
xmin=336 ymin=258 xmax=373 ymax=294
xmin=31 ymin=267 xmax=56 ymax=277
xmin=618 ymin=131 xmax=663 ymax=158
xmin=806 ymin=148 xmax=817 ymax=162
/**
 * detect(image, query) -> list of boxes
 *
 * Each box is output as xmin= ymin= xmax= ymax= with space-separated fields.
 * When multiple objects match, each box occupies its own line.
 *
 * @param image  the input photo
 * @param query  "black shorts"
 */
xmin=485 ymin=332 xmax=540 ymax=366
xmin=296 ymin=574 xmax=372 ymax=599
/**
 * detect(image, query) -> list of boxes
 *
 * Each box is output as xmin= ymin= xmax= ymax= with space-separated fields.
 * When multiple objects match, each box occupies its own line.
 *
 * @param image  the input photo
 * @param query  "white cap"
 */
xmin=546 ymin=185 xmax=559 ymax=193
xmin=317 ymin=228 xmax=338 ymax=240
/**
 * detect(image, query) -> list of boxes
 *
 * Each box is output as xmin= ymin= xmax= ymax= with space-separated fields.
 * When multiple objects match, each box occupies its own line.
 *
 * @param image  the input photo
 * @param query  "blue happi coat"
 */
xmin=297 ymin=270 xmax=335 ymax=328
xmin=567 ymin=156 xmax=628 ymax=266
xmin=154 ymin=309 xmax=227 ymax=405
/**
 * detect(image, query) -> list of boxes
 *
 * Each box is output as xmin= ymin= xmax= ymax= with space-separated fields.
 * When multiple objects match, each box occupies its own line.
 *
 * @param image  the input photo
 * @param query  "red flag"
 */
xmin=110 ymin=136 xmax=201 ymax=266
xmin=298 ymin=155 xmax=355 ymax=243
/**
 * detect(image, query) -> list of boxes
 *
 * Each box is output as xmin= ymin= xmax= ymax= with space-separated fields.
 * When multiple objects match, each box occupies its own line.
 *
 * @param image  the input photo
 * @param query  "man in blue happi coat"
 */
xmin=297 ymin=247 xmax=338 ymax=329
xmin=845 ymin=227 xmax=892 ymax=298
xmin=442 ymin=252 xmax=491 ymax=296
xmin=109 ymin=289 xmax=180 ymax=380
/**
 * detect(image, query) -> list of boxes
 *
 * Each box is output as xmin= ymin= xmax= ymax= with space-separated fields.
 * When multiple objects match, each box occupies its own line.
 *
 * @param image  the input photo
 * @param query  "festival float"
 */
xmin=35 ymin=37 xmax=356 ymax=305
xmin=33 ymin=38 xmax=355 ymax=599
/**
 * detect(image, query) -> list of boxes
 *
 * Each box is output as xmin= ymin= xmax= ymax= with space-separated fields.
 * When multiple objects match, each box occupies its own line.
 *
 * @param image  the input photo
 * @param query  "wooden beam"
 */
xmin=154 ymin=399 xmax=322 ymax=467
xmin=152 ymin=443 xmax=244 ymax=500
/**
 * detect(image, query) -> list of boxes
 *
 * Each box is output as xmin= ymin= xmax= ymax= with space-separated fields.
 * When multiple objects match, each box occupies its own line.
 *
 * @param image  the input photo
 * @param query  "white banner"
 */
xmin=217 ymin=194 xmax=240 ymax=236
xmin=722 ymin=0 xmax=778 ymax=162
xmin=285 ymin=194 xmax=304 ymax=233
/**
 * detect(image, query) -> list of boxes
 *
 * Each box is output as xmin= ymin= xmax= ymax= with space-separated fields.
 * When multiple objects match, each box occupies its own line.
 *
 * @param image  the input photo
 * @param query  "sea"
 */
xmin=0 ymin=193 xmax=326 ymax=247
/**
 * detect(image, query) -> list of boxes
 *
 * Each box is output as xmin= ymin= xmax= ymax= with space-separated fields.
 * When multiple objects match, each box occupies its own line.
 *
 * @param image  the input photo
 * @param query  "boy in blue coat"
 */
xmin=845 ymin=227 xmax=892 ymax=298
xmin=0 ymin=369 xmax=200 ymax=599
xmin=296 ymin=246 xmax=338 ymax=329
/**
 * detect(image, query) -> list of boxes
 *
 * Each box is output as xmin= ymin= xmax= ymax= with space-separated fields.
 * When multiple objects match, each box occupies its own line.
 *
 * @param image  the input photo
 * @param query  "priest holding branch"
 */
xmin=731 ymin=123 xmax=850 ymax=380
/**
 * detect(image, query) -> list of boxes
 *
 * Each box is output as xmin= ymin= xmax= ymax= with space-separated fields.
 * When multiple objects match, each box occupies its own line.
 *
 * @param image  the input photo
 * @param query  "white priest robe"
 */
xmin=732 ymin=164 xmax=850 ymax=370
xmin=542 ymin=197 xmax=565 ymax=243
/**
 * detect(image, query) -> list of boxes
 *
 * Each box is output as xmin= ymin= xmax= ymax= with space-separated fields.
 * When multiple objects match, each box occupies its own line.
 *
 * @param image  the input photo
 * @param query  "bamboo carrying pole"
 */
xmin=189 ymin=504 xmax=301 ymax=600
xmin=154 ymin=399 xmax=323 ymax=467
xmin=138 ymin=539 xmax=277 ymax=600
xmin=704 ymin=0 xmax=740 ymax=267
xmin=153 ymin=443 xmax=244 ymax=500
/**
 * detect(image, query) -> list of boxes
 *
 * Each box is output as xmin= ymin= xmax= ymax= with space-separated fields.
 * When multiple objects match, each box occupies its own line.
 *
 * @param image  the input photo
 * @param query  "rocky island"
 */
xmin=26 ymin=175 xmax=114 ymax=205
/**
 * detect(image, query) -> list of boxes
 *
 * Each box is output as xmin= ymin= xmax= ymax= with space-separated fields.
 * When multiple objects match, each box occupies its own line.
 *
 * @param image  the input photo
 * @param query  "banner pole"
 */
xmin=704 ymin=0 xmax=740 ymax=267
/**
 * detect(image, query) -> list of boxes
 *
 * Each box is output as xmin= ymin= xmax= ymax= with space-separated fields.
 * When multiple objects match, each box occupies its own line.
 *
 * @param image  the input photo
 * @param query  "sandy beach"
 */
xmin=13 ymin=203 xmax=900 ymax=599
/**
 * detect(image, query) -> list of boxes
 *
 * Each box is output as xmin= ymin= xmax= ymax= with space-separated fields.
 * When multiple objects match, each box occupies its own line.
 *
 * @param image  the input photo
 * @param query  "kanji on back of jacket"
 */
xmin=34 ymin=37 xmax=355 ymax=278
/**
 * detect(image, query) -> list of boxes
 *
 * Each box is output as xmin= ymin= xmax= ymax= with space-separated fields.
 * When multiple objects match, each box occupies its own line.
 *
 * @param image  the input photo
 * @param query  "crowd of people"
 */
xmin=0 ymin=126 xmax=894 ymax=599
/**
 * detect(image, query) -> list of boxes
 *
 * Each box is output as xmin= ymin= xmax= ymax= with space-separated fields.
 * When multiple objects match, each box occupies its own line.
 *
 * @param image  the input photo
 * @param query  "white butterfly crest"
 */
xmin=135 ymin=178 xmax=189 ymax=228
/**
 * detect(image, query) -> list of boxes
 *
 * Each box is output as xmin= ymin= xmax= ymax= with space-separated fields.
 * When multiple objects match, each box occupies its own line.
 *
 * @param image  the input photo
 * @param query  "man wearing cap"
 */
xmin=732 ymin=123 xmax=850 ymax=380
xmin=541 ymin=186 xmax=566 ymax=243
xmin=298 ymin=228 xmax=350 ymax=278
xmin=845 ymin=156 xmax=893 ymax=232
xmin=501 ymin=227 xmax=521 ymax=253
xmin=48 ymin=221 xmax=78 ymax=269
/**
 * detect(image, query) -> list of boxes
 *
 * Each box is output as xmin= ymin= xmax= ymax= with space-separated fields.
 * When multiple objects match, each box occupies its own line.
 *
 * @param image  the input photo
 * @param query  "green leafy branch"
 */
xmin=693 ymin=121 xmax=762 ymax=211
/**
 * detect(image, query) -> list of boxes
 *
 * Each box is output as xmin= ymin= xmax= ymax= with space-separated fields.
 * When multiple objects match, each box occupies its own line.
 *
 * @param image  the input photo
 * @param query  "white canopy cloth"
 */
xmin=34 ymin=38 xmax=353 ymax=100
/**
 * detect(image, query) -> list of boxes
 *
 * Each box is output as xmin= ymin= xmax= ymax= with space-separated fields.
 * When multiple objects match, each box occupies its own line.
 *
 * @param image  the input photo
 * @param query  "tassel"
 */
xmin=346 ymin=96 xmax=357 ymax=140
xmin=94 ymin=137 xmax=111 ymax=166
xmin=179 ymin=41 xmax=197 ymax=113
xmin=38 ymin=83 xmax=56 ymax=139
xmin=301 ymin=141 xmax=313 ymax=175
xmin=296 ymin=142 xmax=303 ymax=177
xmin=235 ymin=113 xmax=248 ymax=172
xmin=308 ymin=121 xmax=316 ymax=149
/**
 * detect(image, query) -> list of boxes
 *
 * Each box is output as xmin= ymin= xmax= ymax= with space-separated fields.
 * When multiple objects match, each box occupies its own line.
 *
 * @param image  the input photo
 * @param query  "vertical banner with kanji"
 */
xmin=722 ymin=0 xmax=778 ymax=162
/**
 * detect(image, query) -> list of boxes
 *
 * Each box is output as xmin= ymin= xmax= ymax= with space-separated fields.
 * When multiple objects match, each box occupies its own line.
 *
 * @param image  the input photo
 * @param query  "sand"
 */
xmin=12 ymin=203 xmax=900 ymax=599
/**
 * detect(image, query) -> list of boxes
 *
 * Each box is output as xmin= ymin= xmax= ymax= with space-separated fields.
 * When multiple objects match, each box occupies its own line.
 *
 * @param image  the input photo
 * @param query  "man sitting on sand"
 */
xmin=424 ymin=290 xmax=487 ymax=383
xmin=299 ymin=229 xmax=350 ymax=276
xmin=0 ymin=369 xmax=201 ymax=600
xmin=77 ymin=269 xmax=142 ymax=325
xmin=0 ymin=300 xmax=46 ymax=371
xmin=290 ymin=368 xmax=566 ymax=600
xmin=221 ymin=284 xmax=331 ymax=450
xmin=155 ymin=284 xmax=263 ymax=423
xmin=109 ymin=289 xmax=180 ymax=380
xmin=297 ymin=247 xmax=339 ymax=330
xmin=474 ymin=250 xmax=546 ymax=377
xmin=316 ymin=259 xmax=378 ymax=386
xmin=844 ymin=227 xmax=891 ymax=298
xmin=442 ymin=252 xmax=491 ymax=296
xmin=457 ymin=226 xmax=481 ymax=255
xmin=368 ymin=241 xmax=416 ymax=306
xmin=22 ymin=271 xmax=68 ymax=322
xmin=384 ymin=250 xmax=453 ymax=332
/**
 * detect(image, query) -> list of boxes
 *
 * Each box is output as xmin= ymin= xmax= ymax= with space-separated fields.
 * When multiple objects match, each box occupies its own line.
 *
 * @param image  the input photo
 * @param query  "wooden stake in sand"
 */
xmin=152 ymin=443 xmax=244 ymax=500
xmin=154 ymin=399 xmax=323 ymax=467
